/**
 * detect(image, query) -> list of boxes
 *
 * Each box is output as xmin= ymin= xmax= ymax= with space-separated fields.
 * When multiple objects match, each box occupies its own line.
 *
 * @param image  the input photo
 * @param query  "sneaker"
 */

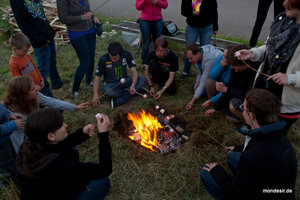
xmin=73 ymin=91 xmax=79 ymax=97
xmin=52 ymin=83 xmax=64 ymax=90
xmin=137 ymin=87 xmax=148 ymax=94
xmin=87 ymin=82 xmax=93 ymax=87
xmin=180 ymin=73 xmax=189 ymax=78
xmin=110 ymin=98 xmax=118 ymax=109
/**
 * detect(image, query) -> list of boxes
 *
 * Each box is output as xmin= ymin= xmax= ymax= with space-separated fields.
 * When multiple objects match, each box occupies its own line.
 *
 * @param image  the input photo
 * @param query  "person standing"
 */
xmin=249 ymin=0 xmax=285 ymax=47
xmin=181 ymin=0 xmax=218 ymax=77
xmin=10 ymin=0 xmax=64 ymax=97
xmin=57 ymin=0 xmax=100 ymax=97
xmin=237 ymin=0 xmax=300 ymax=133
xmin=136 ymin=0 xmax=168 ymax=66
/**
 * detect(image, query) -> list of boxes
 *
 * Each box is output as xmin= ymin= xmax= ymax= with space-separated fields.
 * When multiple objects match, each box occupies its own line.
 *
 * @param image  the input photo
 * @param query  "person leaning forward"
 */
xmin=92 ymin=42 xmax=146 ymax=108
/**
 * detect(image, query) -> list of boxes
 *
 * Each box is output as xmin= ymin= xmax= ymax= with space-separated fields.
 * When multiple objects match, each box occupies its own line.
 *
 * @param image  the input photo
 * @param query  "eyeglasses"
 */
xmin=239 ymin=104 xmax=249 ymax=113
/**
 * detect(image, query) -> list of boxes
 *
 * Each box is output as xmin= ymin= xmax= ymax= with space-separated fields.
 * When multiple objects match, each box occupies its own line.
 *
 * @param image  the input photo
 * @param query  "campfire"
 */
xmin=114 ymin=108 xmax=192 ymax=154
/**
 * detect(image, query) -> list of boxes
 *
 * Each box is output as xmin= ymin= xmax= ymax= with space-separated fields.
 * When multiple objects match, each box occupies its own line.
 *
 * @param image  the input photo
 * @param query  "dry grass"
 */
xmin=0 ymin=24 xmax=299 ymax=200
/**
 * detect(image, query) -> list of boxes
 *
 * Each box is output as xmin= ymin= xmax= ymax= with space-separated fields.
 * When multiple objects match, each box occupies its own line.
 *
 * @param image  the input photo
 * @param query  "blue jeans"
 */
xmin=200 ymin=152 xmax=241 ymax=200
xmin=103 ymin=76 xmax=146 ymax=105
xmin=70 ymin=32 xmax=96 ymax=92
xmin=183 ymin=24 xmax=213 ymax=75
xmin=227 ymin=152 xmax=241 ymax=173
xmin=139 ymin=19 xmax=163 ymax=64
xmin=75 ymin=177 xmax=110 ymax=200
xmin=34 ymin=40 xmax=63 ymax=97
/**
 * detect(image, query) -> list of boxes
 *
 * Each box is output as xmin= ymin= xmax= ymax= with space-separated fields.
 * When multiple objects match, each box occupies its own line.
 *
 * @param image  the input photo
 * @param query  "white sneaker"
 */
xmin=73 ymin=92 xmax=79 ymax=97
xmin=110 ymin=98 xmax=114 ymax=109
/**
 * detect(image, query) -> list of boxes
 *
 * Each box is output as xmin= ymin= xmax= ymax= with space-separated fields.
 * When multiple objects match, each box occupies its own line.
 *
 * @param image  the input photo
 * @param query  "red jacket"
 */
xmin=136 ymin=0 xmax=168 ymax=21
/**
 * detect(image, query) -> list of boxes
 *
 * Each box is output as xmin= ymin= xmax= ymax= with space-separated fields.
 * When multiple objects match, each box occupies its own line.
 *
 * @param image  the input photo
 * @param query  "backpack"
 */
xmin=162 ymin=21 xmax=180 ymax=37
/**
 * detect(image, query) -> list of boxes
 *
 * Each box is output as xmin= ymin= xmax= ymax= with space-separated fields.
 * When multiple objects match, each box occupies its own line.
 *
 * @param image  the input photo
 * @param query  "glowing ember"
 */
xmin=127 ymin=109 xmax=163 ymax=151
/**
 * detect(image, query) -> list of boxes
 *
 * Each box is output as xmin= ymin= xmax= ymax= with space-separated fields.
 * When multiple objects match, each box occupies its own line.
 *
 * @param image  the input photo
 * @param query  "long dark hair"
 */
xmin=17 ymin=108 xmax=64 ymax=178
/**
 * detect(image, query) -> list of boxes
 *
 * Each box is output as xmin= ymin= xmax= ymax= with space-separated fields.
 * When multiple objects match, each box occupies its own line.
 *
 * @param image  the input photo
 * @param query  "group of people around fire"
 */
xmin=0 ymin=0 xmax=299 ymax=199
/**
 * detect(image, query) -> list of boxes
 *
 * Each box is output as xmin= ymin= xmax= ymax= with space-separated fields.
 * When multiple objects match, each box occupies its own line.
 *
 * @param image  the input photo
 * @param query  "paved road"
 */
xmin=90 ymin=0 xmax=280 ymax=42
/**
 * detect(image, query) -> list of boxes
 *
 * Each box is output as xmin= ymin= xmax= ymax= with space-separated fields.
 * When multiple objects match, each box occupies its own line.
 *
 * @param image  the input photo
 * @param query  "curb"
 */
xmin=111 ymin=20 xmax=241 ymax=50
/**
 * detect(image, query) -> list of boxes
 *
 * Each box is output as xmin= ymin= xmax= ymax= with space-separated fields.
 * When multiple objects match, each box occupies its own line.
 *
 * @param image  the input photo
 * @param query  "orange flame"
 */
xmin=127 ymin=109 xmax=163 ymax=151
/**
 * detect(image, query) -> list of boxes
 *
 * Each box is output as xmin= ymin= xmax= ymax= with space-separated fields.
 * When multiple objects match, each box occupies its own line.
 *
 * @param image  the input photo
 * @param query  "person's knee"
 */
xmin=229 ymin=102 xmax=236 ymax=113
xmin=199 ymin=169 xmax=210 ymax=182
xmin=137 ymin=76 xmax=146 ymax=86
xmin=205 ymin=79 xmax=216 ymax=94
xmin=102 ymin=177 xmax=110 ymax=191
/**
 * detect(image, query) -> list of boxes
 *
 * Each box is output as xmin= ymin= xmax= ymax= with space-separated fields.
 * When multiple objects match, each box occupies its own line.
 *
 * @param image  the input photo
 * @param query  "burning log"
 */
xmin=113 ymin=108 xmax=192 ymax=154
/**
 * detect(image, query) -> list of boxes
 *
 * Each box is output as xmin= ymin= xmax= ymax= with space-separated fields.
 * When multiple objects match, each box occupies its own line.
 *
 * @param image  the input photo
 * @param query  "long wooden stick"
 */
xmin=124 ymin=88 xmax=144 ymax=97
xmin=92 ymin=0 xmax=111 ymax=13
xmin=241 ymin=60 xmax=269 ymax=77
xmin=199 ymin=130 xmax=225 ymax=148
xmin=92 ymin=82 xmax=121 ymax=104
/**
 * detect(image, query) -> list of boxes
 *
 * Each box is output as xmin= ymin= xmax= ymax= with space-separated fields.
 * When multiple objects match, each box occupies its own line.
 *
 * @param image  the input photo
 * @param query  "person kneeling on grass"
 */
xmin=200 ymin=89 xmax=297 ymax=200
xmin=16 ymin=108 xmax=112 ymax=200
xmin=185 ymin=44 xmax=222 ymax=110
xmin=92 ymin=42 xmax=146 ymax=109
xmin=203 ymin=44 xmax=257 ymax=123
xmin=144 ymin=36 xmax=178 ymax=100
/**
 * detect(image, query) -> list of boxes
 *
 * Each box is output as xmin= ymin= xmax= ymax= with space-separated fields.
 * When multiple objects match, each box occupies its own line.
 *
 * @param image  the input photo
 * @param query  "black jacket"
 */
xmin=181 ymin=0 xmax=218 ymax=31
xmin=17 ymin=129 xmax=112 ymax=200
xmin=9 ymin=0 xmax=55 ymax=48
xmin=214 ymin=67 xmax=256 ymax=111
xmin=210 ymin=121 xmax=297 ymax=200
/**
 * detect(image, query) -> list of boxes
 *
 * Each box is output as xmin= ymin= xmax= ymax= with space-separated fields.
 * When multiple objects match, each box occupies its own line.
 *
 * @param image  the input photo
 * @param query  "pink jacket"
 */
xmin=136 ymin=0 xmax=168 ymax=21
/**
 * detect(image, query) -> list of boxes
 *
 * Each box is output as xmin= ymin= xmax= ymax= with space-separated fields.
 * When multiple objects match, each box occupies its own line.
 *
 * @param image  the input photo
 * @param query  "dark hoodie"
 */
xmin=181 ymin=0 xmax=218 ymax=31
xmin=209 ymin=120 xmax=297 ymax=200
xmin=9 ymin=0 xmax=55 ymax=48
xmin=16 ymin=129 xmax=112 ymax=200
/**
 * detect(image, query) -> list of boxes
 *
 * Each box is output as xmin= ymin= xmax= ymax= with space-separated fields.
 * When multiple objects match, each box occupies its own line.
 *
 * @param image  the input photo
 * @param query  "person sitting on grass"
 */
xmin=185 ymin=44 xmax=222 ymax=110
xmin=0 ymin=103 xmax=24 ymax=185
xmin=2 ymin=76 xmax=89 ymax=154
xmin=16 ymin=108 xmax=112 ymax=200
xmin=9 ymin=33 xmax=44 ymax=91
xmin=144 ymin=36 xmax=178 ymax=100
xmin=202 ymin=46 xmax=231 ymax=108
xmin=200 ymin=88 xmax=297 ymax=200
xmin=92 ymin=42 xmax=146 ymax=108
xmin=203 ymin=44 xmax=257 ymax=123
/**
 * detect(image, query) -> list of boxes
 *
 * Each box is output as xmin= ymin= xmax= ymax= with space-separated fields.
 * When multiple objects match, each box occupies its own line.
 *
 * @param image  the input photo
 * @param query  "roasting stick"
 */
xmin=235 ymin=51 xmax=269 ymax=78
xmin=241 ymin=60 xmax=269 ymax=77
xmin=199 ymin=130 xmax=225 ymax=148
xmin=81 ymin=113 xmax=104 ymax=162
xmin=92 ymin=0 xmax=111 ymax=12
xmin=124 ymin=88 xmax=148 ymax=98
xmin=92 ymin=78 xmax=126 ymax=104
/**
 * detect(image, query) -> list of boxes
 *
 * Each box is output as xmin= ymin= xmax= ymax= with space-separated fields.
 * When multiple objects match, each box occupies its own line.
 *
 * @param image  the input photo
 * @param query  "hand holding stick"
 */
xmin=125 ymin=88 xmax=148 ymax=98
xmin=235 ymin=51 xmax=269 ymax=78
xmin=92 ymin=78 xmax=126 ymax=105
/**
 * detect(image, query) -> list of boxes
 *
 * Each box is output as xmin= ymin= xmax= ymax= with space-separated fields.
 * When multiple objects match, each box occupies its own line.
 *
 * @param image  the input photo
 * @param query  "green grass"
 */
xmin=0 ymin=12 xmax=299 ymax=200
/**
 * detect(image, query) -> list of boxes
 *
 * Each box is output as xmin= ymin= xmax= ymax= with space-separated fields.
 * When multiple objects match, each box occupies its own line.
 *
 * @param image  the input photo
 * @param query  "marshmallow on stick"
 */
xmin=95 ymin=113 xmax=103 ymax=119
xmin=125 ymin=88 xmax=148 ymax=98
xmin=98 ymin=78 xmax=126 ymax=100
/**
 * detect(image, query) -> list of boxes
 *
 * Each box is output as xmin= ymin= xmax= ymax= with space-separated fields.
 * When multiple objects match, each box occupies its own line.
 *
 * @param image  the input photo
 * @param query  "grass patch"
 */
xmin=0 ymin=16 xmax=299 ymax=200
